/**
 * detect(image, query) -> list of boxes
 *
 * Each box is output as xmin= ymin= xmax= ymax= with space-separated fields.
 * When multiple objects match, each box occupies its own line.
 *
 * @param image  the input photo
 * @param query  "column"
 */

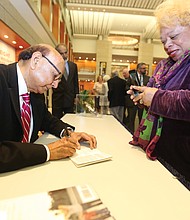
xmin=96 ymin=36 xmax=112 ymax=77
xmin=138 ymin=39 xmax=154 ymax=76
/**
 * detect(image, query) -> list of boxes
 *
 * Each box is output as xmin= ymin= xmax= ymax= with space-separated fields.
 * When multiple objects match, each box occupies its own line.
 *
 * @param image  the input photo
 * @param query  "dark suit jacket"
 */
xmin=130 ymin=71 xmax=150 ymax=86
xmin=125 ymin=76 xmax=136 ymax=107
xmin=52 ymin=61 xmax=79 ymax=109
xmin=0 ymin=63 xmax=74 ymax=173
xmin=107 ymin=76 xmax=126 ymax=107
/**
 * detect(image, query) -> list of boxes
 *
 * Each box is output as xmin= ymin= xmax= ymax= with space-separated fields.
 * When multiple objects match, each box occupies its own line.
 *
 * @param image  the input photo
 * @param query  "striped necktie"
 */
xmin=21 ymin=93 xmax=31 ymax=143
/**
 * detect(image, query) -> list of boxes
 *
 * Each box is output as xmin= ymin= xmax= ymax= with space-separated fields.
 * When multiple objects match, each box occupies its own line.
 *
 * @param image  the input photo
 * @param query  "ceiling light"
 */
xmin=19 ymin=46 xmax=23 ymax=49
xmin=4 ymin=35 xmax=9 ymax=39
xmin=79 ymin=57 xmax=81 ymax=59
xmin=12 ymin=41 xmax=17 ymax=44
xmin=108 ymin=35 xmax=139 ymax=46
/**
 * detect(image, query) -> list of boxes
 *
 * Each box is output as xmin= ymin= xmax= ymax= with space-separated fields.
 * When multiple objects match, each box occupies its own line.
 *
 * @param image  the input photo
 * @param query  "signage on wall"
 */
xmin=0 ymin=40 xmax=15 ymax=64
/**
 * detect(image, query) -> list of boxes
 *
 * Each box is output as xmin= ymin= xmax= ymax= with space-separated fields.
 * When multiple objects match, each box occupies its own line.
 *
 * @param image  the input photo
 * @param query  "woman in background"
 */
xmin=99 ymin=74 xmax=111 ymax=114
xmin=93 ymin=75 xmax=104 ymax=113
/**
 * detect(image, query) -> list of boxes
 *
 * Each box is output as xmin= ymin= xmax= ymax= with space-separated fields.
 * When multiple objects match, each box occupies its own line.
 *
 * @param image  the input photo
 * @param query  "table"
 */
xmin=0 ymin=114 xmax=189 ymax=220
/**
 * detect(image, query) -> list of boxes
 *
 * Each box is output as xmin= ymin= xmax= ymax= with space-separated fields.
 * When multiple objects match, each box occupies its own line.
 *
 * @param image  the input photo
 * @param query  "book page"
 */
xmin=70 ymin=144 xmax=112 ymax=167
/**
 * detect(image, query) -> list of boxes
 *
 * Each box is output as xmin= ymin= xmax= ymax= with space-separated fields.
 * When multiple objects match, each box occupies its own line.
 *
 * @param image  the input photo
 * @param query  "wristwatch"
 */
xmin=62 ymin=128 xmax=73 ymax=138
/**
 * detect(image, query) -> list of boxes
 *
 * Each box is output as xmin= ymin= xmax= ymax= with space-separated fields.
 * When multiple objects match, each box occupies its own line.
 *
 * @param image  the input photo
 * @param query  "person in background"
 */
xmin=130 ymin=63 xmax=150 ymax=123
xmin=122 ymin=68 xmax=136 ymax=133
xmin=107 ymin=71 xmax=126 ymax=122
xmin=0 ymin=44 xmax=96 ymax=173
xmin=92 ymin=75 xmax=104 ymax=113
xmin=99 ymin=74 xmax=111 ymax=115
xmin=52 ymin=43 xmax=79 ymax=119
xmin=128 ymin=0 xmax=190 ymax=183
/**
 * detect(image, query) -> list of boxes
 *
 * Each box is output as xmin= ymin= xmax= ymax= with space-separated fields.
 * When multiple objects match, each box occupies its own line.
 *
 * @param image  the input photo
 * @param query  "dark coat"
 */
xmin=130 ymin=71 xmax=150 ymax=86
xmin=52 ymin=61 xmax=79 ymax=109
xmin=125 ymin=76 xmax=136 ymax=107
xmin=107 ymin=76 xmax=126 ymax=107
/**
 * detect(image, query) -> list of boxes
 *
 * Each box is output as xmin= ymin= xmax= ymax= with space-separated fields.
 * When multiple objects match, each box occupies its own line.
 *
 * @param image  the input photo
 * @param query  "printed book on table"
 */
xmin=0 ymin=184 xmax=115 ymax=220
xmin=69 ymin=144 xmax=112 ymax=167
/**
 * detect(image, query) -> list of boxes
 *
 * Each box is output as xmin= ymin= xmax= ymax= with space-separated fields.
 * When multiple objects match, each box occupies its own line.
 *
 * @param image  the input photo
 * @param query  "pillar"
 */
xmin=96 ymin=37 xmax=112 ymax=78
xmin=138 ymin=39 xmax=154 ymax=76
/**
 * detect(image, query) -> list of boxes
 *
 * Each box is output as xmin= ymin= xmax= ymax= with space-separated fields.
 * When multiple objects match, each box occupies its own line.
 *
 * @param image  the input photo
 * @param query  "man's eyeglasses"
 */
xmin=42 ymin=54 xmax=62 ymax=81
xmin=59 ymin=51 xmax=68 ymax=56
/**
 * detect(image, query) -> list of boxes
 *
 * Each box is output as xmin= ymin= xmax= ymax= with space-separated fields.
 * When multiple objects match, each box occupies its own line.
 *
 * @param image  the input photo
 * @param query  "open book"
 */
xmin=0 ymin=184 xmax=115 ymax=220
xmin=70 ymin=143 xmax=112 ymax=167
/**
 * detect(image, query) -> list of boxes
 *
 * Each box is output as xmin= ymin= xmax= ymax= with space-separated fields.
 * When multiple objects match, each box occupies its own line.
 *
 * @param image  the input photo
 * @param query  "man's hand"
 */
xmin=69 ymin=132 xmax=97 ymax=150
xmin=47 ymin=137 xmax=78 ymax=160
xmin=47 ymin=132 xmax=97 ymax=160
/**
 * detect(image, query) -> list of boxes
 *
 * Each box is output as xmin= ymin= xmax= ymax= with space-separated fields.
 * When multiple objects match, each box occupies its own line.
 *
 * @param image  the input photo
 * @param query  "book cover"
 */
xmin=0 ymin=184 xmax=115 ymax=220
xmin=70 ymin=145 xmax=112 ymax=168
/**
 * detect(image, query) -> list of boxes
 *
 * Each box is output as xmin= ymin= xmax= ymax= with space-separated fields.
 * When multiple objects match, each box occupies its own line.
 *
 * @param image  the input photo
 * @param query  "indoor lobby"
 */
xmin=0 ymin=0 xmax=190 ymax=220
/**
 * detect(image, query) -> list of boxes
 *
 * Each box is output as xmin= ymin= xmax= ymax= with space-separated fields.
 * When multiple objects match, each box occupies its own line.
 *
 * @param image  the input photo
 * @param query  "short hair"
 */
xmin=55 ymin=43 xmax=67 ymax=53
xmin=155 ymin=0 xmax=190 ymax=28
xmin=111 ymin=71 xmax=118 ymax=77
xmin=137 ymin=63 xmax=146 ymax=69
xmin=18 ymin=45 xmax=51 ymax=61
xmin=103 ymin=74 xmax=110 ymax=82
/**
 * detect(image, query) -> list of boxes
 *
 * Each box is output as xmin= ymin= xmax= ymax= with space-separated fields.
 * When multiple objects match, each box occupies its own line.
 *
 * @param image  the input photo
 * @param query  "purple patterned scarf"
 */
xmin=129 ymin=49 xmax=190 ymax=160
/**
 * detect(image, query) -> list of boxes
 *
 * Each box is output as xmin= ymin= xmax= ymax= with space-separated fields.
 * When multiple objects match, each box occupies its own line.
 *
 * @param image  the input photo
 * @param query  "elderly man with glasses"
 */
xmin=0 ymin=44 xmax=97 ymax=173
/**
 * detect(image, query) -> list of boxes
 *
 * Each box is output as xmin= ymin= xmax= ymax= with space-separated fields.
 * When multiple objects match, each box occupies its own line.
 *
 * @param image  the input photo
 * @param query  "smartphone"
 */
xmin=133 ymin=88 xmax=139 ymax=96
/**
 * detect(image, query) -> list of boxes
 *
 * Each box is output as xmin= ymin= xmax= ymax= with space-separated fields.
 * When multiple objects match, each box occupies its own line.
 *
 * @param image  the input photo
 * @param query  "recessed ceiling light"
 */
xmin=12 ymin=41 xmax=17 ymax=44
xmin=79 ymin=57 xmax=81 ymax=59
xmin=4 ymin=35 xmax=9 ymax=39
xmin=19 ymin=45 xmax=23 ymax=49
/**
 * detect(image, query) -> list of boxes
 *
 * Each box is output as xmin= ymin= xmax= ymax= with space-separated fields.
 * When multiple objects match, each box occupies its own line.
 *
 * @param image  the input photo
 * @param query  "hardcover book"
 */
xmin=0 ymin=184 xmax=115 ymax=220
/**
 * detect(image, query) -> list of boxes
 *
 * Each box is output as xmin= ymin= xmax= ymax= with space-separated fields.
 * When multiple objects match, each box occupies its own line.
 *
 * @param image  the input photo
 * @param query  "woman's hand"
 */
xmin=127 ymin=86 xmax=158 ymax=107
